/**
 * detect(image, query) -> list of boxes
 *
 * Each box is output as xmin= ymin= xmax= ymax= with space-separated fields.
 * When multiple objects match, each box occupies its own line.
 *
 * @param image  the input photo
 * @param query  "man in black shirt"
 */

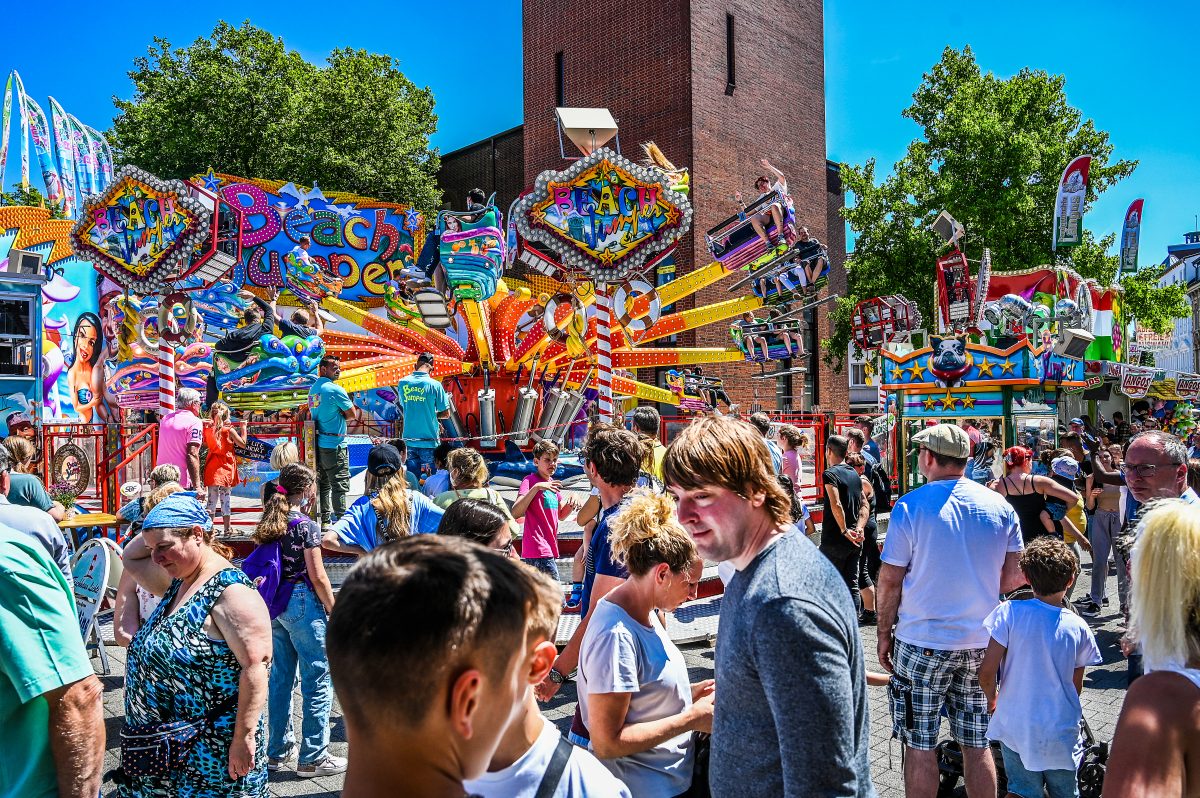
xmin=820 ymin=434 xmax=869 ymax=615
xmin=253 ymin=286 xmax=324 ymax=340
xmin=206 ymin=295 xmax=275 ymax=406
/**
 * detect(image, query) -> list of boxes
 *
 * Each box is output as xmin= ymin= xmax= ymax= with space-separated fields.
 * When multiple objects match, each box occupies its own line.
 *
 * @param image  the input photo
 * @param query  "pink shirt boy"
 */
xmin=517 ymin=472 xmax=562 ymax=559
xmin=156 ymin=408 xmax=203 ymax=487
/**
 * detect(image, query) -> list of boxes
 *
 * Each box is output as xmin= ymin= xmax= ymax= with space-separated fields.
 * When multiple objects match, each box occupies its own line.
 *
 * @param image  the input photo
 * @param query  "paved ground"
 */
xmin=96 ymin=543 xmax=1130 ymax=796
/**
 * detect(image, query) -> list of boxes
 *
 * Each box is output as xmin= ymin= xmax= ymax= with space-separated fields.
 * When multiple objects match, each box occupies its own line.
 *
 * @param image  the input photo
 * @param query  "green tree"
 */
xmin=0 ymin=183 xmax=66 ymax=218
xmin=109 ymin=21 xmax=441 ymax=215
xmin=832 ymin=46 xmax=1184 ymax=367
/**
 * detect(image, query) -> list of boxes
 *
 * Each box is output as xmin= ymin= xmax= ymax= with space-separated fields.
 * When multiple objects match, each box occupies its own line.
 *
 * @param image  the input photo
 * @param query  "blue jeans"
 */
xmin=524 ymin=557 xmax=560 ymax=581
xmin=999 ymin=742 xmax=1078 ymax=798
xmin=268 ymin=583 xmax=332 ymax=765
xmin=407 ymin=446 xmax=437 ymax=478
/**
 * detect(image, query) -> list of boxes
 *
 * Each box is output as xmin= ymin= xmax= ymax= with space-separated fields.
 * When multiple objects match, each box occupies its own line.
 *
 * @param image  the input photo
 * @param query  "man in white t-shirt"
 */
xmin=876 ymin=423 xmax=1025 ymax=798
xmin=468 ymin=564 xmax=631 ymax=798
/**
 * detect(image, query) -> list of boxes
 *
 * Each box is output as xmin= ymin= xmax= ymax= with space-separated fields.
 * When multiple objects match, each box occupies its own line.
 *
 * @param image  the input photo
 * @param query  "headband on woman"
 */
xmin=141 ymin=491 xmax=213 ymax=532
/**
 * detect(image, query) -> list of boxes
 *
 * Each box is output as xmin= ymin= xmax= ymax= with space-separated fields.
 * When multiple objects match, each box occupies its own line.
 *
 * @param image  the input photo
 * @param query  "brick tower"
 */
xmin=522 ymin=0 xmax=847 ymax=412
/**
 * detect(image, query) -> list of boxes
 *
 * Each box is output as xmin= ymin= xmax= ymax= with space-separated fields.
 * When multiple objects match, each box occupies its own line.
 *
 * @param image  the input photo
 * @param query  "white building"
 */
xmin=1151 ymin=232 xmax=1200 ymax=376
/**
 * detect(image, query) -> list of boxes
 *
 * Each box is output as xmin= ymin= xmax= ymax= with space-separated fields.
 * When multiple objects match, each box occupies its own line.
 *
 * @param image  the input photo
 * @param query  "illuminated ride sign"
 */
xmin=515 ymin=147 xmax=692 ymax=283
xmin=69 ymin=165 xmax=211 ymax=294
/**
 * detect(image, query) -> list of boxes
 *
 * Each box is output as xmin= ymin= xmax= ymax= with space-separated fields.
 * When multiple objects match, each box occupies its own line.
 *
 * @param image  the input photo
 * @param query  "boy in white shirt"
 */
xmin=978 ymin=537 xmax=1101 ymax=798
xmin=467 ymin=566 xmax=631 ymax=798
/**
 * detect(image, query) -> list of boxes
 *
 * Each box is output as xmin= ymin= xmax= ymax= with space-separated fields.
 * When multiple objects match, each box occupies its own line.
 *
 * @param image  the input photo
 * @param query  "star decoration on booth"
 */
xmin=890 ymin=366 xmax=906 ymax=381
xmin=201 ymin=168 xmax=221 ymax=193
xmin=403 ymin=207 xmax=422 ymax=232
xmin=976 ymin=359 xmax=996 ymax=378
xmin=940 ymin=392 xmax=959 ymax=410
xmin=960 ymin=394 xmax=977 ymax=410
xmin=922 ymin=395 xmax=939 ymax=411
xmin=998 ymin=359 xmax=1016 ymax=375
xmin=909 ymin=360 xmax=927 ymax=380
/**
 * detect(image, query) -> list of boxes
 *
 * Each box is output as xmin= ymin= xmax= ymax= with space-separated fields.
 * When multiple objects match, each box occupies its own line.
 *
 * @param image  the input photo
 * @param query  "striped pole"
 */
xmin=157 ymin=343 xmax=176 ymax=415
xmin=595 ymin=283 xmax=614 ymax=421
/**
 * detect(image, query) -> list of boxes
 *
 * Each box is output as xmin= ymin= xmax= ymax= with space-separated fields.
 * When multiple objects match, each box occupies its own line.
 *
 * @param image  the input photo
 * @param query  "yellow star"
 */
xmin=940 ymin=392 xmax=958 ymax=410
xmin=890 ymin=366 xmax=906 ymax=381
xmin=976 ymin=359 xmax=996 ymax=378
xmin=922 ymin=395 xmax=939 ymax=411
xmin=960 ymin=394 xmax=977 ymax=410
xmin=998 ymin=359 xmax=1016 ymax=375
xmin=909 ymin=360 xmax=927 ymax=380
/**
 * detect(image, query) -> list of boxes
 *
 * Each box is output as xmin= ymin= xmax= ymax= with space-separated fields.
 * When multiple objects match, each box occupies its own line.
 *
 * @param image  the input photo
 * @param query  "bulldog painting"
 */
xmin=928 ymin=336 xmax=973 ymax=387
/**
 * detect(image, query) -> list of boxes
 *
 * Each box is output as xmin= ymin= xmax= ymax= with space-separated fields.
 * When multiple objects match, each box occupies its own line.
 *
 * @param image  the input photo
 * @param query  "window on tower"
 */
xmin=725 ymin=14 xmax=736 ymax=94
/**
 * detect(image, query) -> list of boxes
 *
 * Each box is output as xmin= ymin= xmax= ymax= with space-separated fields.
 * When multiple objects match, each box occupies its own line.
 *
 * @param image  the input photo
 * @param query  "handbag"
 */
xmin=119 ymin=693 xmax=238 ymax=779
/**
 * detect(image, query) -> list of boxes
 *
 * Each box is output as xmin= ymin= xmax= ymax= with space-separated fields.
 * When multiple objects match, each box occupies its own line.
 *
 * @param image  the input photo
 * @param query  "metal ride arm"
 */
xmin=323 ymin=296 xmax=464 ymax=360
xmin=460 ymin=297 xmax=496 ymax=370
xmin=611 ymin=348 xmax=745 ymax=369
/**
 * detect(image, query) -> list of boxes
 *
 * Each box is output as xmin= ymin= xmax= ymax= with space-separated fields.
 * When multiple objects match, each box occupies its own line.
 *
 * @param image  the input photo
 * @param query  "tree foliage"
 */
xmin=0 ymin=183 xmax=66 ymax=217
xmin=109 ymin=21 xmax=441 ymax=215
xmin=832 ymin=46 xmax=1183 ymax=366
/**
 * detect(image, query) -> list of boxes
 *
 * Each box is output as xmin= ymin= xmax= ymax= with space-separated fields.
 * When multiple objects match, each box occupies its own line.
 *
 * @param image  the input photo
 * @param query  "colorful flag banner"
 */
xmin=0 ymin=73 xmax=11 ymax=187
xmin=1053 ymin=155 xmax=1091 ymax=250
xmin=86 ymin=125 xmax=114 ymax=188
xmin=13 ymin=71 xmax=31 ymax=189
xmin=19 ymin=89 xmax=62 ymax=208
xmin=48 ymin=97 xmax=78 ymax=218
xmin=1119 ymin=198 xmax=1143 ymax=274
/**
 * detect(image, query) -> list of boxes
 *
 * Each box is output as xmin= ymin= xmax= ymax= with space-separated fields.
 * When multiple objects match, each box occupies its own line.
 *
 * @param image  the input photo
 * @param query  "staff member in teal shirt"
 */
xmin=304 ymin=355 xmax=359 ymax=525
xmin=398 ymin=352 xmax=451 ymax=476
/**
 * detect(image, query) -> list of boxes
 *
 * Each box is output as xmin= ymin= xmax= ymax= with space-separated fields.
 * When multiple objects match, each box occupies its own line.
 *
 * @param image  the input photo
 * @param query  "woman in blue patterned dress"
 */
xmin=121 ymin=492 xmax=272 ymax=797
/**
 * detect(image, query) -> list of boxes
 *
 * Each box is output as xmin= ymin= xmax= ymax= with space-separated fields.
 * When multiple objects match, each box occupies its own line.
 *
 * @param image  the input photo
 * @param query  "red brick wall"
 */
xmin=437 ymin=126 xmax=525 ymax=215
xmin=520 ymin=0 xmax=848 ymax=413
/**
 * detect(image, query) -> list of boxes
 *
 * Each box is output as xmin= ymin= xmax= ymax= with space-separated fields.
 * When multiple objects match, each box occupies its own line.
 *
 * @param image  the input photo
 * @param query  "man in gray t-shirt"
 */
xmin=665 ymin=416 xmax=874 ymax=798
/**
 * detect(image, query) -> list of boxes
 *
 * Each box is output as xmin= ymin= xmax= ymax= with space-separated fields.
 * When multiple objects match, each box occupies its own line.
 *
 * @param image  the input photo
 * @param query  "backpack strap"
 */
xmin=533 ymin=734 xmax=574 ymax=798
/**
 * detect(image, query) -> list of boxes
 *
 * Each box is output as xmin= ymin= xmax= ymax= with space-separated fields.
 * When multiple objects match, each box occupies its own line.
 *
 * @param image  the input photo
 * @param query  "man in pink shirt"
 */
xmin=156 ymin=388 xmax=204 ymax=495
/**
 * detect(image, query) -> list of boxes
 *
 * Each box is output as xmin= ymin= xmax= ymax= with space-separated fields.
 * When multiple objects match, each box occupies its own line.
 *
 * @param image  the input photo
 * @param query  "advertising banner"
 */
xmin=1053 ymin=155 xmax=1091 ymax=249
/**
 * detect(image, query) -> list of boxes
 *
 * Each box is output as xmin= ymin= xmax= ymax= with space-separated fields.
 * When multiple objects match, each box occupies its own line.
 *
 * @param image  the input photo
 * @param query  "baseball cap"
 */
xmin=1051 ymin=455 xmax=1080 ymax=480
xmin=909 ymin=424 xmax=971 ymax=459
xmin=416 ymin=352 xmax=435 ymax=367
xmin=367 ymin=444 xmax=404 ymax=476
xmin=6 ymin=412 xmax=31 ymax=432
xmin=1069 ymin=417 xmax=1084 ymax=426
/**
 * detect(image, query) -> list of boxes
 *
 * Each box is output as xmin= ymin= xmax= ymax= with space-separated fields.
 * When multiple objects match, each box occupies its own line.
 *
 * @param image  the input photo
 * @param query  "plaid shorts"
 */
xmin=889 ymin=639 xmax=990 ymax=751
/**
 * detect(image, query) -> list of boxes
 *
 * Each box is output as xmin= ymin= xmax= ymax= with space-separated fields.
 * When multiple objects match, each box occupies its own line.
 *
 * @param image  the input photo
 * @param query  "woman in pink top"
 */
xmin=511 ymin=440 xmax=580 ymax=581
xmin=777 ymin=424 xmax=808 ymax=485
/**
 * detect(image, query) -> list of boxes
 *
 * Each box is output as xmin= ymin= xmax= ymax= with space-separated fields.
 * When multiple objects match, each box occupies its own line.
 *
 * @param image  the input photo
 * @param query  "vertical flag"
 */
xmin=19 ymin=90 xmax=62 ymax=208
xmin=1119 ymin=199 xmax=1144 ymax=275
xmin=47 ymin=98 xmax=77 ymax=218
xmin=13 ymin=71 xmax=31 ymax=189
xmin=68 ymin=115 xmax=96 ymax=197
xmin=87 ymin=125 xmax=114 ymax=189
xmin=0 ymin=73 xmax=12 ymax=187
xmin=1052 ymin=155 xmax=1092 ymax=250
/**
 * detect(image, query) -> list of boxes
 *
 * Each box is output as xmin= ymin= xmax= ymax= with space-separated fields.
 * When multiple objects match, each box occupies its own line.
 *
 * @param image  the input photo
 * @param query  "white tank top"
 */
xmin=1155 ymin=664 xmax=1200 ymax=690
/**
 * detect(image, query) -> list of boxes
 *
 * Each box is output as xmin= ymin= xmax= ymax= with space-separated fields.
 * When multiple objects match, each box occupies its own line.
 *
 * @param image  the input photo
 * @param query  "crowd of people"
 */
xmin=5 ymin=373 xmax=1200 ymax=797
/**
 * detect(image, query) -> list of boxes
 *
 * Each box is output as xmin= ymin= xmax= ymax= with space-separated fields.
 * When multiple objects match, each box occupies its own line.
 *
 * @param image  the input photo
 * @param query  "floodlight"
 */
xmin=930 ymin=210 xmax=965 ymax=246
xmin=1053 ymin=328 xmax=1095 ymax=360
xmin=5 ymin=248 xmax=44 ymax=277
xmin=556 ymin=107 xmax=618 ymax=157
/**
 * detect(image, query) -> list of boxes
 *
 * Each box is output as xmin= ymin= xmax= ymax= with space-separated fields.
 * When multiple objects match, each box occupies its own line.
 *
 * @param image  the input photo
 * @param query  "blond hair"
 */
xmin=664 ymin=416 xmax=792 ymax=526
xmin=148 ymin=464 xmax=181 ymax=488
xmin=271 ymin=440 xmax=300 ymax=471
xmin=1131 ymin=499 xmax=1200 ymax=669
xmin=209 ymin=401 xmax=231 ymax=430
xmin=371 ymin=470 xmax=411 ymax=542
xmin=448 ymin=447 xmax=489 ymax=490
xmin=607 ymin=490 xmax=698 ymax=576
xmin=3 ymin=435 xmax=35 ymax=467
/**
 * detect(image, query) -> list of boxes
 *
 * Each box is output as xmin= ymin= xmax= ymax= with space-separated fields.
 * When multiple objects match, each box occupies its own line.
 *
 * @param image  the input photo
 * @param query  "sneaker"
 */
xmin=1102 ymin=597 xmax=1110 ymax=605
xmin=564 ymin=582 xmax=584 ymax=610
xmin=859 ymin=610 xmax=877 ymax=626
xmin=297 ymin=755 xmax=348 ymax=778
xmin=1074 ymin=599 xmax=1101 ymax=617
xmin=267 ymin=743 xmax=297 ymax=772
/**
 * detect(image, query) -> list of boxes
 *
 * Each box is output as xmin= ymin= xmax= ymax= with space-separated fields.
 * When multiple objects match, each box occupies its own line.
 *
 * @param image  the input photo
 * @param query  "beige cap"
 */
xmin=910 ymin=423 xmax=971 ymax=459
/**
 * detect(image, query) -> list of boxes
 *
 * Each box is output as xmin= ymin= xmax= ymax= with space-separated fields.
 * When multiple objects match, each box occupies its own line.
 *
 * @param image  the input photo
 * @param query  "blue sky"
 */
xmin=3 ymin=0 xmax=1196 ymax=267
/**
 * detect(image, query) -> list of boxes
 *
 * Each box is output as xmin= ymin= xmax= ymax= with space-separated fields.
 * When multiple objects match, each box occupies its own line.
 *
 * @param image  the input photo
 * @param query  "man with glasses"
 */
xmin=876 ymin=424 xmax=1025 ymax=798
xmin=1089 ymin=430 xmax=1197 ymax=681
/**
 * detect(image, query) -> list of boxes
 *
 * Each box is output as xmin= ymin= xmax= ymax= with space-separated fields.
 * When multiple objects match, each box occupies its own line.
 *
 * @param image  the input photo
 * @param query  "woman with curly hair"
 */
xmin=254 ymin=463 xmax=345 ymax=778
xmin=322 ymin=443 xmax=443 ymax=554
xmin=577 ymin=490 xmax=714 ymax=797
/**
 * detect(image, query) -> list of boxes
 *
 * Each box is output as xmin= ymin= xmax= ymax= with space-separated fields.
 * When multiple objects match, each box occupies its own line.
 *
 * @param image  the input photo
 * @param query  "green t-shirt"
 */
xmin=8 ymin=473 xmax=55 ymax=513
xmin=308 ymin=376 xmax=354 ymax=449
xmin=0 ymin=524 xmax=93 ymax=798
